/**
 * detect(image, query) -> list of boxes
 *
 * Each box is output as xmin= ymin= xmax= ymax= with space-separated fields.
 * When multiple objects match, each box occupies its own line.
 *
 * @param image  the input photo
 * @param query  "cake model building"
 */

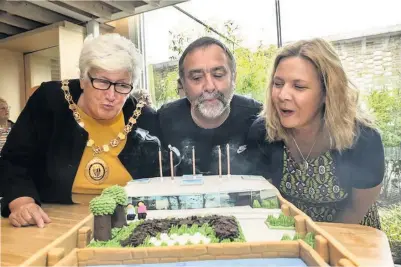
xmin=69 ymin=145 xmax=360 ymax=267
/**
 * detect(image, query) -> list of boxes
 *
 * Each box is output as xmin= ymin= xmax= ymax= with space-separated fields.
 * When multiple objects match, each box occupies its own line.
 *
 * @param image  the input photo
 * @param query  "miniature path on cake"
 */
xmin=140 ymin=206 xmax=296 ymax=242
xmin=237 ymin=217 xmax=294 ymax=242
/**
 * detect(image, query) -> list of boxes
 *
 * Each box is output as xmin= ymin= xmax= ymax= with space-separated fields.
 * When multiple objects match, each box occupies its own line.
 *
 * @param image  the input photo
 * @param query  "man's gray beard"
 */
xmin=196 ymin=100 xmax=228 ymax=119
xmin=195 ymin=91 xmax=234 ymax=119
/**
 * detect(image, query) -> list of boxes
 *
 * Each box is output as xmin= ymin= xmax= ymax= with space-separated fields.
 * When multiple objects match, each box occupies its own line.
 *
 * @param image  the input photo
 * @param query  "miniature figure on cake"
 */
xmin=89 ymin=195 xmax=116 ymax=241
xmin=101 ymin=185 xmax=128 ymax=228
xmin=137 ymin=201 xmax=147 ymax=220
xmin=126 ymin=203 xmax=136 ymax=221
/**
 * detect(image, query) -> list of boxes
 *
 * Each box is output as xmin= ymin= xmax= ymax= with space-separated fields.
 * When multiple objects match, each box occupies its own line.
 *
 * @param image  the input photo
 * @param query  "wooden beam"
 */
xmin=28 ymin=1 xmax=93 ymax=22
xmin=0 ymin=11 xmax=43 ymax=30
xmin=0 ymin=32 xmax=8 ymax=39
xmin=101 ymin=0 xmax=136 ymax=14
xmin=0 ymin=0 xmax=79 ymax=24
xmin=58 ymin=1 xmax=113 ymax=20
xmin=134 ymin=0 xmax=186 ymax=15
xmin=142 ymin=0 xmax=161 ymax=7
xmin=0 ymin=22 xmax=24 ymax=35
xmin=94 ymin=0 xmax=187 ymax=23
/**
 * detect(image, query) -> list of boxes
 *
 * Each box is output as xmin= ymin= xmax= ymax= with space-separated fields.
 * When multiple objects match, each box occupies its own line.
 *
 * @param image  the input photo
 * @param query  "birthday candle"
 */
xmin=192 ymin=146 xmax=196 ymax=177
xmin=169 ymin=147 xmax=174 ymax=180
xmin=158 ymin=148 xmax=163 ymax=180
xmin=226 ymin=143 xmax=230 ymax=176
xmin=218 ymin=145 xmax=222 ymax=177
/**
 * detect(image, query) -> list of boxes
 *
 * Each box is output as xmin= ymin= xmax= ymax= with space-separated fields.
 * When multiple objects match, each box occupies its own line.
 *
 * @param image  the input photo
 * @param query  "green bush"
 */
xmin=102 ymin=185 xmax=128 ymax=206
xmin=280 ymin=232 xmax=315 ymax=249
xmin=261 ymin=199 xmax=279 ymax=209
xmin=380 ymin=204 xmax=401 ymax=263
xmin=281 ymin=234 xmax=292 ymax=241
xmin=303 ymin=232 xmax=315 ymax=248
xmin=253 ymin=200 xmax=261 ymax=208
xmin=266 ymin=214 xmax=295 ymax=227
xmin=234 ymin=217 xmax=246 ymax=242
xmin=292 ymin=233 xmax=302 ymax=240
xmin=89 ymin=195 xmax=116 ymax=216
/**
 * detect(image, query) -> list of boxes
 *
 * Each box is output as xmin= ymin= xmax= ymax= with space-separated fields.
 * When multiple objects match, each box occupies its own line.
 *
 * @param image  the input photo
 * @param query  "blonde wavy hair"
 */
xmin=261 ymin=38 xmax=374 ymax=151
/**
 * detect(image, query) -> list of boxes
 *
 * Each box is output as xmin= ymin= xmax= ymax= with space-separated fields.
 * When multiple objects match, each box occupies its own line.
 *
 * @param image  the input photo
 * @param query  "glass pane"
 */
xmin=143 ymin=0 xmax=278 ymax=107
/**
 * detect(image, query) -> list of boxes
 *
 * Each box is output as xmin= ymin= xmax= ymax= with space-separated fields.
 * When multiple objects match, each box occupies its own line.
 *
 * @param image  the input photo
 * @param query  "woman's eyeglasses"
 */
xmin=88 ymin=74 xmax=133 ymax=94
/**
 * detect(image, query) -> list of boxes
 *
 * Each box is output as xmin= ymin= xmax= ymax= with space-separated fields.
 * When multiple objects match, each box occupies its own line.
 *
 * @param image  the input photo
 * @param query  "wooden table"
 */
xmin=1 ymin=203 xmax=91 ymax=267
xmin=1 ymin=203 xmax=395 ymax=267
xmin=317 ymin=222 xmax=394 ymax=267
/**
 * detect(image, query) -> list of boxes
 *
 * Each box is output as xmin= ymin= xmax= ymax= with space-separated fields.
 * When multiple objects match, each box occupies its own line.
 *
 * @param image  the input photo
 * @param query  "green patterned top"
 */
xmin=280 ymin=146 xmax=381 ymax=229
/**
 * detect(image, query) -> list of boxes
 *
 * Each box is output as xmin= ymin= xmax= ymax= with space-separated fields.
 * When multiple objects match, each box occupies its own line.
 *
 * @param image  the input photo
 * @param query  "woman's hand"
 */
xmin=335 ymin=184 xmax=382 ymax=224
xmin=8 ymin=197 xmax=51 ymax=228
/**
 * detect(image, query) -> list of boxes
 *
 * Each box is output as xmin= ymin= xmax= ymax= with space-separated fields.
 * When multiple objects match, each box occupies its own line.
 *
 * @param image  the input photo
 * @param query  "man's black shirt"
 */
xmin=158 ymin=95 xmax=262 ymax=176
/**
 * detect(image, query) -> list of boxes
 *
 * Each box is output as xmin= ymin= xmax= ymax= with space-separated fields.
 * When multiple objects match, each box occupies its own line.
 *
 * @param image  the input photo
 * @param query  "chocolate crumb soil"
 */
xmin=121 ymin=215 xmax=242 ymax=247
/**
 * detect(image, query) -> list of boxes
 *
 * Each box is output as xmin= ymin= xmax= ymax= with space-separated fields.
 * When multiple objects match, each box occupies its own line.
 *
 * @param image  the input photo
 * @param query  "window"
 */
xmin=142 ymin=0 xmax=278 ymax=107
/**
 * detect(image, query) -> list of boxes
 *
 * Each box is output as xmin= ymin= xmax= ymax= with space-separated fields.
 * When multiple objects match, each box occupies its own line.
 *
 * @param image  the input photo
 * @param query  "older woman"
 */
xmin=0 ymin=97 xmax=14 ymax=153
xmin=246 ymin=38 xmax=384 ymax=228
xmin=0 ymin=33 xmax=166 ymax=227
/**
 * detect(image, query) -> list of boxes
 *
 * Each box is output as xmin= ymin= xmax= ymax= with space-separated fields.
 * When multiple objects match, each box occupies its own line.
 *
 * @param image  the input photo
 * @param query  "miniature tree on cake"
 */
xmin=89 ymin=195 xmax=116 ymax=241
xmin=102 ymin=185 xmax=128 ymax=228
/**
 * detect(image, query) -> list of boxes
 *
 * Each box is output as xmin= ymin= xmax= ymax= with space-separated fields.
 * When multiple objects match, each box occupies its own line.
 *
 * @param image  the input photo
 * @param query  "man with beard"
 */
xmin=157 ymin=37 xmax=262 ymax=176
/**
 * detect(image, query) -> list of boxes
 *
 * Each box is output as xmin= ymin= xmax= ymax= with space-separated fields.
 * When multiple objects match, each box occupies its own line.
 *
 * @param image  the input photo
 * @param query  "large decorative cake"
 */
xmin=49 ymin=175 xmax=360 ymax=267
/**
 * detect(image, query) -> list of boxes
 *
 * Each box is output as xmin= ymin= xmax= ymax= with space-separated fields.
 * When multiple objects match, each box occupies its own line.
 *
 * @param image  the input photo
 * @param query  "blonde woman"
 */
xmin=246 ymin=38 xmax=384 ymax=228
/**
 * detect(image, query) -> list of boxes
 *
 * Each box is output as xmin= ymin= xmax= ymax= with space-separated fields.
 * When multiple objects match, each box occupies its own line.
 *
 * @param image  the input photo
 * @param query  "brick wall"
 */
xmin=332 ymin=33 xmax=401 ymax=92
xmin=73 ymin=242 xmax=307 ymax=266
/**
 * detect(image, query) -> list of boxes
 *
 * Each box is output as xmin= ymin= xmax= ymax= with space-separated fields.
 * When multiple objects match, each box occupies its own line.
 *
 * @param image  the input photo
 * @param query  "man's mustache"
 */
xmin=197 ymin=92 xmax=226 ymax=104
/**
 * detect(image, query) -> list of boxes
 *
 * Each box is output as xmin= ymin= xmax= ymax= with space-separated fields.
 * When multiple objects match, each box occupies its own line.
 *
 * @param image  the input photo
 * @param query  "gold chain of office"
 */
xmin=60 ymin=79 xmax=146 ymax=184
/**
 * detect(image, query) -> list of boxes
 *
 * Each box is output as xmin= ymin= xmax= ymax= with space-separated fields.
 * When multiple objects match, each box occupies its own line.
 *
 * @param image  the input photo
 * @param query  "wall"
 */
xmin=74 ymin=242 xmax=302 ymax=266
xmin=0 ymin=49 xmax=25 ymax=122
xmin=24 ymin=53 xmax=52 ymax=97
xmin=108 ymin=17 xmax=130 ymax=38
xmin=108 ymin=16 xmax=148 ymax=90
xmin=331 ymin=30 xmax=401 ymax=92
xmin=59 ymin=26 xmax=84 ymax=80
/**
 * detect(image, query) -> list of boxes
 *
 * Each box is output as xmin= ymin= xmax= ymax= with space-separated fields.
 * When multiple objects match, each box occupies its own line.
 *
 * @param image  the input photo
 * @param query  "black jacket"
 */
xmin=0 ymin=80 xmax=168 ymax=217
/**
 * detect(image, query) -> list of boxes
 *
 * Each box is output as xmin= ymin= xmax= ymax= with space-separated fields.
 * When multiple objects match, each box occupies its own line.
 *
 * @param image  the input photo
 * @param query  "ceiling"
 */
xmin=0 ymin=0 xmax=186 ymax=39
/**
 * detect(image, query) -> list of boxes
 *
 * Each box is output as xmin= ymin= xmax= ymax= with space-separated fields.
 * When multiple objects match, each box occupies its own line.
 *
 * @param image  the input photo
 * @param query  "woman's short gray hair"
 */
xmin=79 ymin=33 xmax=142 ymax=87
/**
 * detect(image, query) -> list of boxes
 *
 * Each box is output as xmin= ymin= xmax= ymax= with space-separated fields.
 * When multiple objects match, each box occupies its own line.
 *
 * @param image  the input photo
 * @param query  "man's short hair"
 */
xmin=178 ymin=36 xmax=236 ymax=80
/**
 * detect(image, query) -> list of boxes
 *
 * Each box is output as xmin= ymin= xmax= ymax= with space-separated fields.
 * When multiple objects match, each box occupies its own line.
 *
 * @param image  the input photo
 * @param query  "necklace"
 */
xmin=61 ymin=80 xmax=145 ymax=184
xmin=291 ymin=135 xmax=317 ymax=172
